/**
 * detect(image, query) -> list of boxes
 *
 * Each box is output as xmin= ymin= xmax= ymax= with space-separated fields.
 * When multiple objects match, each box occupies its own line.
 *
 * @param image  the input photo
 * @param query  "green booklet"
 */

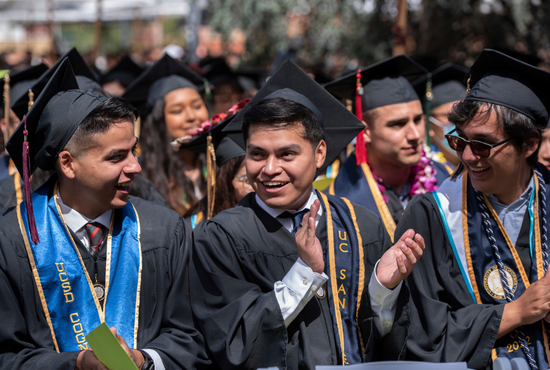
xmin=86 ymin=322 xmax=139 ymax=370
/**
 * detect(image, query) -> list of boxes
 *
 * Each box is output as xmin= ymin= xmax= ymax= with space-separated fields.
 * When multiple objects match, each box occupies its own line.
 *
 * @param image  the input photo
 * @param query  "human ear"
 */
xmin=523 ymin=132 xmax=541 ymax=159
xmin=57 ymin=151 xmax=77 ymax=180
xmin=315 ymin=140 xmax=327 ymax=169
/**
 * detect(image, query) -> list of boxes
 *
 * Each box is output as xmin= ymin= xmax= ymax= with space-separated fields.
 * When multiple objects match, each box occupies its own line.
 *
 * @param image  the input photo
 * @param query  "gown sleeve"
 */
xmin=140 ymin=215 xmax=211 ymax=370
xmin=390 ymin=194 xmax=504 ymax=370
xmin=189 ymin=219 xmax=288 ymax=370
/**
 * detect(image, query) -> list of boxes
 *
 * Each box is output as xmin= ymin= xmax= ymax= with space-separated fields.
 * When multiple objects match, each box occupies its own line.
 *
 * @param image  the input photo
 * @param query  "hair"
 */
xmin=449 ymin=100 xmax=542 ymax=180
xmin=139 ymin=97 xmax=206 ymax=215
xmin=242 ymin=97 xmax=324 ymax=149
xmin=362 ymin=108 xmax=379 ymax=126
xmin=64 ymin=96 xmax=138 ymax=157
xmin=184 ymin=155 xmax=245 ymax=218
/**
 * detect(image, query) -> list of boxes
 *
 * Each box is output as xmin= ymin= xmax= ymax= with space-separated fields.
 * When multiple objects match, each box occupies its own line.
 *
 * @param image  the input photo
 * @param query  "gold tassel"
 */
xmin=466 ymin=75 xmax=471 ymax=96
xmin=3 ymin=74 xmax=10 ymax=149
xmin=27 ymin=88 xmax=34 ymax=111
xmin=206 ymin=134 xmax=216 ymax=220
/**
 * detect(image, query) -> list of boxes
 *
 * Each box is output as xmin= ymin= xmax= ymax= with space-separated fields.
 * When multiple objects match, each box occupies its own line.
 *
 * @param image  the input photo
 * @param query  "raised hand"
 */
xmin=295 ymin=199 xmax=324 ymax=273
xmin=376 ymin=229 xmax=425 ymax=289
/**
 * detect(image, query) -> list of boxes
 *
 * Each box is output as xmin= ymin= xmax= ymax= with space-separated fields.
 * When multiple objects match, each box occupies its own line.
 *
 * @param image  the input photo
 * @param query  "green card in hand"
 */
xmin=86 ymin=322 xmax=139 ymax=370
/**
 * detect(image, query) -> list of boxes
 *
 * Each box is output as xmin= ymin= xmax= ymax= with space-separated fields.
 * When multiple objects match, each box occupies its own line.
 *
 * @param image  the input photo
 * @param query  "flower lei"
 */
xmin=371 ymin=147 xmax=439 ymax=203
xmin=171 ymin=98 xmax=251 ymax=149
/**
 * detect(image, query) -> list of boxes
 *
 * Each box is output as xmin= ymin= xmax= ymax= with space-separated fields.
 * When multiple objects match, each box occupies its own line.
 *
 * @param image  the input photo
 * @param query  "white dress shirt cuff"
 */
xmin=143 ymin=349 xmax=165 ymax=370
xmin=369 ymin=260 xmax=402 ymax=337
xmin=274 ymin=258 xmax=328 ymax=327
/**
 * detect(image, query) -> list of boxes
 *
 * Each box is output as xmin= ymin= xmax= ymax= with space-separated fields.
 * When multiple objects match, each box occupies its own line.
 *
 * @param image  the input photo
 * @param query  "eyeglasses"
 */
xmin=235 ymin=175 xmax=248 ymax=184
xmin=444 ymin=129 xmax=514 ymax=158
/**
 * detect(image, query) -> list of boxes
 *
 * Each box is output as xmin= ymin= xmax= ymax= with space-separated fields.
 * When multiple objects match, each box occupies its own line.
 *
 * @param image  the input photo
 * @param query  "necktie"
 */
xmin=84 ymin=222 xmax=107 ymax=260
xmin=279 ymin=209 xmax=310 ymax=235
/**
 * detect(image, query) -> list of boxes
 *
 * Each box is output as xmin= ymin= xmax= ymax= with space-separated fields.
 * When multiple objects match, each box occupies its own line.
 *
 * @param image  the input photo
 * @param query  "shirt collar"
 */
xmin=56 ymin=187 xmax=112 ymax=233
xmin=255 ymin=187 xmax=323 ymax=219
xmin=486 ymin=174 xmax=534 ymax=210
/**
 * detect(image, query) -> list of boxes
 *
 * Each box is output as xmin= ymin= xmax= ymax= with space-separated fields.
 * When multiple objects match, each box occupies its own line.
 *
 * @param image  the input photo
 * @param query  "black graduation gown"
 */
xmin=189 ymin=192 xmax=392 ymax=370
xmin=0 ymin=195 xmax=210 ymax=370
xmin=379 ymin=193 xmax=533 ymax=370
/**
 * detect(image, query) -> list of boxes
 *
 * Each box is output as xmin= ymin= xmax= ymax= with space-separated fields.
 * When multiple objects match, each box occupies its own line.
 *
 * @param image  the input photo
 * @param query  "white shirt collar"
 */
xmin=56 ymin=187 xmax=112 ymax=233
xmin=255 ymin=187 xmax=323 ymax=219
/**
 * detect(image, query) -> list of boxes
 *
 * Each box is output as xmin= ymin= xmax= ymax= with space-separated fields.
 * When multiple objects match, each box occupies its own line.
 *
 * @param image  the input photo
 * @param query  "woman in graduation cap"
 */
xmin=123 ymin=54 xmax=211 ymax=215
xmin=176 ymin=100 xmax=254 ymax=228
xmin=387 ymin=49 xmax=550 ymax=370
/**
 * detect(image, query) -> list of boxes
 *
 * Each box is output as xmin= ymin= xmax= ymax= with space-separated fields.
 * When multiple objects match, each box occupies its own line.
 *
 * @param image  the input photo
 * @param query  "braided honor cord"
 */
xmin=475 ymin=189 xmax=539 ymax=370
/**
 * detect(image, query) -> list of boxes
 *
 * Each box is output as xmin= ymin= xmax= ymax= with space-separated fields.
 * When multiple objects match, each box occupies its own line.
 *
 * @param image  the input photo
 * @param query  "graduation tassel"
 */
xmin=465 ymin=75 xmax=471 ymax=96
xmin=206 ymin=133 xmax=216 ymax=220
xmin=27 ymin=87 xmax=34 ymax=111
xmin=354 ymin=69 xmax=368 ymax=165
xmin=22 ymin=115 xmax=39 ymax=244
xmin=424 ymin=72 xmax=433 ymax=147
xmin=203 ymin=79 xmax=213 ymax=106
xmin=3 ymin=74 xmax=10 ymax=151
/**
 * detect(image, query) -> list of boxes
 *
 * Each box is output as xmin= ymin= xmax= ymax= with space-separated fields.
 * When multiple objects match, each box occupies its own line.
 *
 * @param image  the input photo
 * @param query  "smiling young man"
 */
xmin=387 ymin=49 xmax=550 ymax=370
xmin=0 ymin=59 xmax=210 ymax=370
xmin=326 ymin=55 xmax=450 ymax=241
xmin=189 ymin=60 xmax=425 ymax=369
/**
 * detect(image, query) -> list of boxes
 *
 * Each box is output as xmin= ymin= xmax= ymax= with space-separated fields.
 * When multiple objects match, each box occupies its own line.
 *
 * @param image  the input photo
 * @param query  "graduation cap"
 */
xmin=323 ymin=54 xmax=427 ymax=111
xmin=223 ymin=60 xmax=364 ymax=176
xmin=323 ymin=54 xmax=427 ymax=165
xmin=100 ymin=55 xmax=145 ymax=89
xmin=414 ymin=63 xmax=469 ymax=109
xmin=179 ymin=114 xmax=244 ymax=166
xmin=465 ymin=49 xmax=550 ymax=129
xmin=122 ymin=53 xmax=206 ymax=115
xmin=6 ymin=58 xmax=107 ymax=244
xmin=1 ymin=63 xmax=49 ymax=110
xmin=11 ymin=47 xmax=103 ymax=118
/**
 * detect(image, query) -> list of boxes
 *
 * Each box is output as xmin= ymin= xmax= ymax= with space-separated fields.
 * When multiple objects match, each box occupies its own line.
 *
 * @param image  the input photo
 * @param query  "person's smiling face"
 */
xmin=455 ymin=109 xmax=536 ymax=203
xmin=163 ymin=87 xmax=209 ymax=139
xmin=245 ymin=122 xmax=326 ymax=210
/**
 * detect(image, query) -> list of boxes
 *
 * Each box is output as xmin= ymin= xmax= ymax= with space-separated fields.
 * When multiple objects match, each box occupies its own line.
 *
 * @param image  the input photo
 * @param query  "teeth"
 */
xmin=471 ymin=167 xmax=490 ymax=173
xmin=263 ymin=182 xmax=286 ymax=186
xmin=115 ymin=181 xmax=133 ymax=187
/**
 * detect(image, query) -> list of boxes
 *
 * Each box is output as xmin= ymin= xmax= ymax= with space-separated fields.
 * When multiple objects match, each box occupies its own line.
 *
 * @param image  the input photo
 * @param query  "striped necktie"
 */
xmin=84 ymin=222 xmax=107 ymax=260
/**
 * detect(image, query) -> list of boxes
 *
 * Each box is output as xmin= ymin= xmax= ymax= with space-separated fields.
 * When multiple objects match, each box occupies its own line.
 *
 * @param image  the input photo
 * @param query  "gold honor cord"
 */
xmin=28 ymin=88 xmax=34 ymax=111
xmin=206 ymin=134 xmax=216 ymax=220
xmin=3 ymin=74 xmax=10 ymax=151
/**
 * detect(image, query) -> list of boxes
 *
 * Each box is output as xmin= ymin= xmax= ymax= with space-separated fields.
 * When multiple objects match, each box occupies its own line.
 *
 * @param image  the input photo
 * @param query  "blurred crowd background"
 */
xmin=1 ymin=0 xmax=550 ymax=91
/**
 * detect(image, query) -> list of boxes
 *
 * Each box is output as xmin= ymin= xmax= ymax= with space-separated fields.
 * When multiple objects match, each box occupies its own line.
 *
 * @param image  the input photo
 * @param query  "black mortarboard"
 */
xmin=101 ymin=55 xmax=145 ymax=88
xmin=324 ymin=55 xmax=427 ymax=111
xmin=179 ymin=114 xmax=244 ymax=166
xmin=11 ymin=48 xmax=102 ymax=118
xmin=414 ymin=63 xmax=469 ymax=109
xmin=2 ymin=63 xmax=49 ymax=109
xmin=6 ymin=58 xmax=108 ymax=174
xmin=465 ymin=49 xmax=550 ymax=129
xmin=122 ymin=53 xmax=205 ymax=114
xmin=223 ymin=60 xmax=364 ymax=175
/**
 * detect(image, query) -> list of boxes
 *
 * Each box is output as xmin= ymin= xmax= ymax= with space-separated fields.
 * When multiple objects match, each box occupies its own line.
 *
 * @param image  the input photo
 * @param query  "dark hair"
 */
xmin=64 ymin=96 xmax=138 ymax=156
xmin=242 ymin=98 xmax=324 ymax=149
xmin=139 ymin=97 xmax=206 ymax=215
xmin=449 ymin=100 xmax=542 ymax=180
xmin=184 ymin=155 xmax=245 ymax=218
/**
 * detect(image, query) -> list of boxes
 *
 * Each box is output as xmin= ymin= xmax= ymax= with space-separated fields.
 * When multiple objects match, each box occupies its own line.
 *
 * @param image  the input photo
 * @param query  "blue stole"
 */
xmin=434 ymin=168 xmax=550 ymax=367
xmin=329 ymin=152 xmax=450 ymax=242
xmin=16 ymin=177 xmax=142 ymax=352
xmin=318 ymin=191 xmax=365 ymax=365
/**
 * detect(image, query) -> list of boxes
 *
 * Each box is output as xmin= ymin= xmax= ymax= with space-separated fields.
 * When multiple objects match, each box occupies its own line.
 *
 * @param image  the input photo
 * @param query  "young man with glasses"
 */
xmin=383 ymin=49 xmax=550 ymax=370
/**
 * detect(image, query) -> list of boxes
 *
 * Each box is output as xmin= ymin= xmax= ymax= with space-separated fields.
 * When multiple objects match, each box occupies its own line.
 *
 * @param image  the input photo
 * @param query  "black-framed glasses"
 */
xmin=444 ymin=129 xmax=514 ymax=158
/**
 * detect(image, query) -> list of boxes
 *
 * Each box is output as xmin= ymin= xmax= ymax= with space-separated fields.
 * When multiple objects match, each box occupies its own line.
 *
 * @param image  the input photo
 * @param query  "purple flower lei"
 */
xmin=371 ymin=148 xmax=439 ymax=203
